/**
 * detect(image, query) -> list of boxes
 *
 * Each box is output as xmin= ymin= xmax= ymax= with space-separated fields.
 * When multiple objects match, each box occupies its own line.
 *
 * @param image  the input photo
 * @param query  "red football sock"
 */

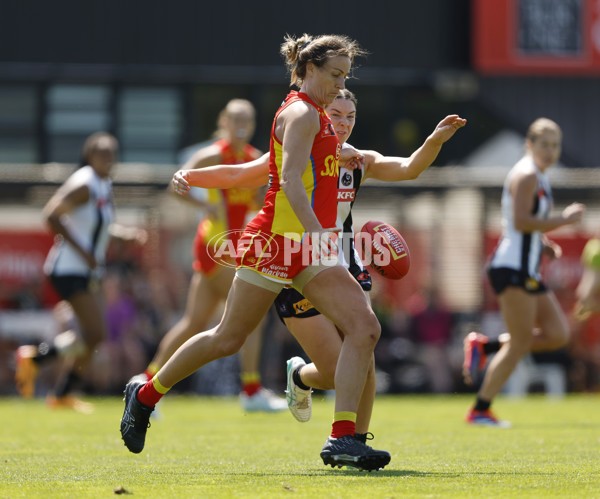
xmin=331 ymin=411 xmax=357 ymax=438
xmin=241 ymin=372 xmax=262 ymax=396
xmin=143 ymin=362 xmax=160 ymax=381
xmin=136 ymin=376 xmax=169 ymax=407
xmin=242 ymin=382 xmax=262 ymax=397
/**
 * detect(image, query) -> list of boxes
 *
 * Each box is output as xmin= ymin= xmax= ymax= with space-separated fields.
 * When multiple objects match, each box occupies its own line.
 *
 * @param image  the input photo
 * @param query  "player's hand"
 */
xmin=172 ymin=170 xmax=191 ymax=195
xmin=573 ymin=302 xmax=592 ymax=322
xmin=543 ymin=238 xmax=562 ymax=259
xmin=109 ymin=224 xmax=148 ymax=244
xmin=429 ymin=115 xmax=467 ymax=145
xmin=339 ymin=144 xmax=364 ymax=171
xmin=133 ymin=228 xmax=148 ymax=245
xmin=562 ymin=202 xmax=585 ymax=224
xmin=309 ymin=228 xmax=340 ymax=261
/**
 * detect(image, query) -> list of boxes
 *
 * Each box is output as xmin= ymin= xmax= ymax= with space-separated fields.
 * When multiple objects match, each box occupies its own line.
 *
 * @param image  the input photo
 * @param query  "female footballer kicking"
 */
xmin=171 ymin=89 xmax=466 ymax=440
xmin=121 ymin=33 xmax=392 ymax=471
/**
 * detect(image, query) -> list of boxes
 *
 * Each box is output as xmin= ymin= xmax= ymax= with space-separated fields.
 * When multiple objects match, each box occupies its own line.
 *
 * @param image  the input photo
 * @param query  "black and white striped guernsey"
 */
xmin=336 ymin=143 xmax=366 ymax=276
xmin=44 ymin=165 xmax=115 ymax=278
xmin=490 ymin=156 xmax=552 ymax=280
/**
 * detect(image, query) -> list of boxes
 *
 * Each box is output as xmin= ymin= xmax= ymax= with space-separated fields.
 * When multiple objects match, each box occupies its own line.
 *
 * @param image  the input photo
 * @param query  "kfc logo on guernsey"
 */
xmin=337 ymin=189 xmax=356 ymax=201
xmin=336 ymin=166 xmax=359 ymax=202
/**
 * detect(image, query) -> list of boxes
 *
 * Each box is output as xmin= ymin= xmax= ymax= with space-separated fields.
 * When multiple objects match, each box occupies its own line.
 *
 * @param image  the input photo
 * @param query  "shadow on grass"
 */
xmin=315 ymin=469 xmax=459 ymax=478
xmin=201 ymin=469 xmax=460 ymax=478
xmin=198 ymin=468 xmax=580 ymax=478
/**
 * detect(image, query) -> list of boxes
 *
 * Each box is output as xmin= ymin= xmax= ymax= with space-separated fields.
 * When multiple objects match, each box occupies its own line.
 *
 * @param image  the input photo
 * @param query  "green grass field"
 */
xmin=1 ymin=394 xmax=599 ymax=498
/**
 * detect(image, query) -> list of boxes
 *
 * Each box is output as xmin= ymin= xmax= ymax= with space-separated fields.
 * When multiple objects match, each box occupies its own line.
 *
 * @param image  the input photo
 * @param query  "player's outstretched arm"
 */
xmin=172 ymin=153 xmax=270 ymax=195
xmin=363 ymin=114 xmax=466 ymax=182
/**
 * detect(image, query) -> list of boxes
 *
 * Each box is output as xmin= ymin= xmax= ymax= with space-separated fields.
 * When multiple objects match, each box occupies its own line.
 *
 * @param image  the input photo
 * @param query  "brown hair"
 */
xmin=335 ymin=89 xmax=358 ymax=107
xmin=81 ymin=132 xmax=118 ymax=164
xmin=280 ymin=33 xmax=367 ymax=88
xmin=526 ymin=117 xmax=562 ymax=143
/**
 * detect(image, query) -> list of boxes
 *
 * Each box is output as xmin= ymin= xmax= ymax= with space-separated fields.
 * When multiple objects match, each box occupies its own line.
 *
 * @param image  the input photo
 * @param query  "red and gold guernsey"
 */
xmin=246 ymin=91 xmax=340 ymax=241
xmin=193 ymin=138 xmax=260 ymax=274
xmin=237 ymin=91 xmax=341 ymax=283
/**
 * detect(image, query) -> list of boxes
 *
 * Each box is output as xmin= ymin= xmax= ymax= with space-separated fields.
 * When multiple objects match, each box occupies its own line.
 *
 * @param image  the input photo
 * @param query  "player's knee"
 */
xmin=218 ymin=340 xmax=242 ymax=358
xmin=352 ymin=313 xmax=381 ymax=348
xmin=213 ymin=330 xmax=246 ymax=358
xmin=506 ymin=336 xmax=532 ymax=358
xmin=365 ymin=313 xmax=381 ymax=343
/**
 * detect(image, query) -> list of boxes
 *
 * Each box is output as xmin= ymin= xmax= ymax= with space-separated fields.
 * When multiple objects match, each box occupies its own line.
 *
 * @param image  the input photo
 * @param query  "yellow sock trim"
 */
xmin=147 ymin=362 xmax=160 ymax=376
xmin=334 ymin=411 xmax=357 ymax=423
xmin=152 ymin=375 xmax=170 ymax=395
xmin=240 ymin=372 xmax=261 ymax=384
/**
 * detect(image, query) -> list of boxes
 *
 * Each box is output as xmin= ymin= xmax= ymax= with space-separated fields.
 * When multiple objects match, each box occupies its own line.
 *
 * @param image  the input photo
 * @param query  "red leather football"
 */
xmin=358 ymin=220 xmax=410 ymax=280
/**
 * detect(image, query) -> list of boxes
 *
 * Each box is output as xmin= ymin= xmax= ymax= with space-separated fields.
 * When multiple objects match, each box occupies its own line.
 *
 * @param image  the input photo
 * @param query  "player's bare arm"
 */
xmin=172 ymin=153 xmax=270 ymax=195
xmin=363 ymin=115 xmax=466 ymax=182
xmin=512 ymin=171 xmax=585 ymax=232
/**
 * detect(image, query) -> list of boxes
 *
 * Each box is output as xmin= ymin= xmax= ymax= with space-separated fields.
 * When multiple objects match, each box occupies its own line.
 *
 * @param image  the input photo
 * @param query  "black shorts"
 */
xmin=487 ymin=267 xmax=547 ymax=295
xmin=49 ymin=274 xmax=92 ymax=300
xmin=274 ymin=267 xmax=372 ymax=322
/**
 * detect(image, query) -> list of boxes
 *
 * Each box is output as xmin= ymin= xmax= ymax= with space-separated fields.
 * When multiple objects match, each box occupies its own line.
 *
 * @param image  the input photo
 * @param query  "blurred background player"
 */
xmin=463 ymin=118 xmax=585 ymax=427
xmin=569 ymin=234 xmax=600 ymax=390
xmin=574 ymin=235 xmax=600 ymax=320
xmin=133 ymin=99 xmax=286 ymax=412
xmin=15 ymin=132 xmax=146 ymax=412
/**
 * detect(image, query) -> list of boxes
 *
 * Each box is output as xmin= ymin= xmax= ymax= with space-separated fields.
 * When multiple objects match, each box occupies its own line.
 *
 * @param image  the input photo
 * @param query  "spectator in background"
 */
xmin=86 ymin=270 xmax=152 ymax=393
xmin=14 ymin=132 xmax=146 ymax=412
xmin=408 ymin=288 xmax=454 ymax=393
xmin=370 ymin=290 xmax=424 ymax=394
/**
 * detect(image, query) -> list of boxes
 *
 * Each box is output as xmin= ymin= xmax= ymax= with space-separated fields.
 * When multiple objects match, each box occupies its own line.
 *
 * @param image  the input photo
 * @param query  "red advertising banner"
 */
xmin=0 ymin=227 xmax=186 ymax=311
xmin=472 ymin=0 xmax=600 ymax=75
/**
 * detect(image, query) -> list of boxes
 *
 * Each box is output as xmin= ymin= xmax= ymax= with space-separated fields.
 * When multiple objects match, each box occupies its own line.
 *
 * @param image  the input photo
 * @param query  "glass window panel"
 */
xmin=0 ymin=138 xmax=37 ymax=163
xmin=47 ymin=135 xmax=90 ymax=164
xmin=46 ymin=111 xmax=110 ymax=134
xmin=46 ymin=85 xmax=111 ymax=109
xmin=45 ymin=84 xmax=111 ymax=163
xmin=118 ymin=87 xmax=182 ymax=164
xmin=0 ymin=85 xmax=38 ymax=163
